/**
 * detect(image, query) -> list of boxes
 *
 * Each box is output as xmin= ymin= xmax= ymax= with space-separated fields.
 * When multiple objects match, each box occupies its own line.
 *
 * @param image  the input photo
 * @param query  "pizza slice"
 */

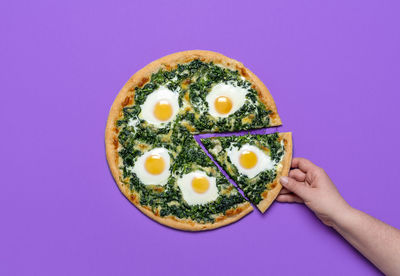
xmin=201 ymin=132 xmax=292 ymax=213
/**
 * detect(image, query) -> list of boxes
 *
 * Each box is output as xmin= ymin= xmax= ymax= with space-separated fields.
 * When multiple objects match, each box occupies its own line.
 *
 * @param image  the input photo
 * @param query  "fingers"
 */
xmin=279 ymin=188 xmax=291 ymax=194
xmin=276 ymin=194 xmax=304 ymax=203
xmin=291 ymin=157 xmax=318 ymax=173
xmin=278 ymin=187 xmax=305 ymax=203
xmin=289 ymin=169 xmax=306 ymax=182
xmin=280 ymin=176 xmax=311 ymax=201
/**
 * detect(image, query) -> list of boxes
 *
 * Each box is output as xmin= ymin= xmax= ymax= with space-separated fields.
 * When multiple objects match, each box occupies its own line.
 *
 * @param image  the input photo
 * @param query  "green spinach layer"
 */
xmin=201 ymin=133 xmax=284 ymax=204
xmin=115 ymin=60 xmax=276 ymax=223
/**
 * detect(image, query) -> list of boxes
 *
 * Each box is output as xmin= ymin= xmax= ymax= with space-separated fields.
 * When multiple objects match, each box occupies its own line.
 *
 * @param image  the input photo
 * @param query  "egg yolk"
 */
xmin=191 ymin=176 xmax=210 ymax=194
xmin=144 ymin=154 xmax=165 ymax=175
xmin=214 ymin=96 xmax=233 ymax=115
xmin=153 ymin=100 xmax=173 ymax=121
xmin=239 ymin=150 xmax=258 ymax=169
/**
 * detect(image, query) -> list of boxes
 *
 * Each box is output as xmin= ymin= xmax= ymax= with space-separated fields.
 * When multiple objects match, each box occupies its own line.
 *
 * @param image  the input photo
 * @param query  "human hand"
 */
xmin=277 ymin=158 xmax=400 ymax=275
xmin=277 ymin=157 xmax=352 ymax=227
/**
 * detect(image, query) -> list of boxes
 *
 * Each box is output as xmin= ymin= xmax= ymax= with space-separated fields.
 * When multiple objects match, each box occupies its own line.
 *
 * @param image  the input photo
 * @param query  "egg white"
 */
xmin=139 ymin=86 xmax=179 ymax=127
xmin=132 ymin=148 xmax=171 ymax=186
xmin=177 ymin=171 xmax=219 ymax=205
xmin=227 ymin=144 xmax=274 ymax=178
xmin=206 ymin=83 xmax=248 ymax=118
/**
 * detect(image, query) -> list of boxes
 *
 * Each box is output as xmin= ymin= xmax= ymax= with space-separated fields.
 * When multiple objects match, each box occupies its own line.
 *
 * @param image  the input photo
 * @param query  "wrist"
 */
xmin=331 ymin=202 xmax=355 ymax=231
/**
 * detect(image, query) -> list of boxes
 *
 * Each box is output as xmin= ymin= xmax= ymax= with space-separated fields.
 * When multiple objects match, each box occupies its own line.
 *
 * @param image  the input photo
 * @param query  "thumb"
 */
xmin=280 ymin=176 xmax=311 ymax=201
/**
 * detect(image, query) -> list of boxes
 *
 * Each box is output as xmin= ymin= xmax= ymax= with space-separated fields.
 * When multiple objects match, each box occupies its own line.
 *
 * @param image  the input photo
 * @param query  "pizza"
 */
xmin=201 ymin=132 xmax=292 ymax=213
xmin=105 ymin=50 xmax=292 ymax=231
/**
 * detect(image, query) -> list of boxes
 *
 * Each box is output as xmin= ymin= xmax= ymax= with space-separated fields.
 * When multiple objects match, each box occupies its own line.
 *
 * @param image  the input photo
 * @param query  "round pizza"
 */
xmin=105 ymin=50 xmax=292 ymax=231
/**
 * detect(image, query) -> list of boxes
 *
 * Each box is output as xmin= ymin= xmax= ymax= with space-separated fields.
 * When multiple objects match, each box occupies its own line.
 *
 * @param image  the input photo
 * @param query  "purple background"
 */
xmin=1 ymin=0 xmax=399 ymax=275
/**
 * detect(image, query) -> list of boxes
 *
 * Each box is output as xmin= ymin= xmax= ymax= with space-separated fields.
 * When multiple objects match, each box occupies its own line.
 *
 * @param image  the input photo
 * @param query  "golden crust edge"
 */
xmin=141 ymin=201 xmax=253 ymax=231
xmin=257 ymin=132 xmax=293 ymax=213
xmin=117 ymin=180 xmax=254 ymax=231
xmin=243 ymin=65 xmax=282 ymax=126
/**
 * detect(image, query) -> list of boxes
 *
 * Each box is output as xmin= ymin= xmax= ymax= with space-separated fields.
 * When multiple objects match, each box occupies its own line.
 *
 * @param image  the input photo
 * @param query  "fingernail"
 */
xmin=280 ymin=176 xmax=289 ymax=186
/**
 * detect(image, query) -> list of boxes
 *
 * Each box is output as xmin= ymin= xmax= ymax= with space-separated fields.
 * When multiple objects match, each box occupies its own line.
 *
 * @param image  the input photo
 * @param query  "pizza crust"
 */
xmin=116 ymin=182 xmax=254 ymax=231
xmin=256 ymin=132 xmax=293 ymax=213
xmin=106 ymin=50 xmax=283 ymax=230
xmin=143 ymin=202 xmax=253 ymax=231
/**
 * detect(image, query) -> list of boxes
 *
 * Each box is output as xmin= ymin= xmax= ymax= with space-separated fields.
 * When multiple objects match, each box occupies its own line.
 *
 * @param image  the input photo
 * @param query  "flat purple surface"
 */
xmin=1 ymin=0 xmax=399 ymax=275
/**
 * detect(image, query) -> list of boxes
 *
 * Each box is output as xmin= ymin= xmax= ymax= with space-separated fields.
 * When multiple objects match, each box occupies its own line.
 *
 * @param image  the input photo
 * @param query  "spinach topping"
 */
xmin=118 ymin=60 xmax=273 ymax=134
xmin=201 ymin=133 xmax=284 ymax=204
xmin=128 ymin=165 xmax=244 ymax=223
xmin=115 ymin=60 xmax=276 ymax=222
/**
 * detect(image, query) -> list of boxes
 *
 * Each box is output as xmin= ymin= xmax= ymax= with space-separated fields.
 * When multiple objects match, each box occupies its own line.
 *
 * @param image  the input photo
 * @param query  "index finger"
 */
xmin=291 ymin=157 xmax=318 ymax=173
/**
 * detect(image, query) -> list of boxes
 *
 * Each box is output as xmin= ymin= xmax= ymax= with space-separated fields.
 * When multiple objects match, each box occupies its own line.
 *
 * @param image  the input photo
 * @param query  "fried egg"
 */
xmin=177 ymin=171 xmax=219 ymax=205
xmin=227 ymin=144 xmax=274 ymax=178
xmin=132 ymin=148 xmax=171 ymax=185
xmin=140 ymin=86 xmax=179 ymax=126
xmin=206 ymin=83 xmax=248 ymax=118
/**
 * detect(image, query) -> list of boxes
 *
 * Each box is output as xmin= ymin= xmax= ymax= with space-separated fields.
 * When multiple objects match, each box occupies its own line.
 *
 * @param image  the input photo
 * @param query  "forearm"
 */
xmin=332 ymin=207 xmax=400 ymax=275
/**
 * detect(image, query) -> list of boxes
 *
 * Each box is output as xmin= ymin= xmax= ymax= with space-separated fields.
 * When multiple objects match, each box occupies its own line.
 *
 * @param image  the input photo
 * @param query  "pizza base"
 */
xmin=106 ymin=50 xmax=284 ymax=230
xmin=256 ymin=132 xmax=293 ymax=213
